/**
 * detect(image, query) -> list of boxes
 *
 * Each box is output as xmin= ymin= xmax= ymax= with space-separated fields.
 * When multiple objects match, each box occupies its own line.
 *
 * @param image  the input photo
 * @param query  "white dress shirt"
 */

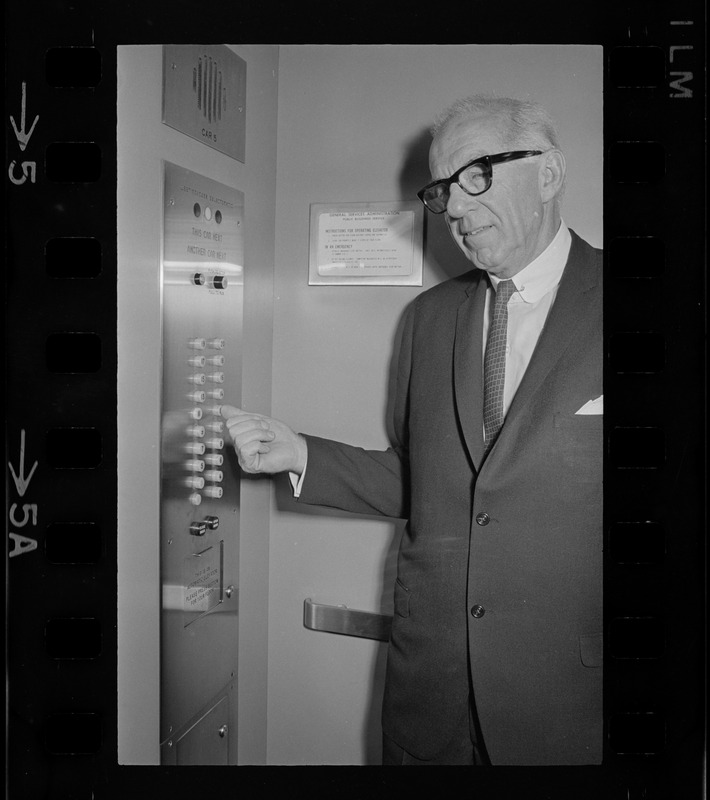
xmin=291 ymin=221 xmax=572 ymax=496
xmin=484 ymin=220 xmax=571 ymax=417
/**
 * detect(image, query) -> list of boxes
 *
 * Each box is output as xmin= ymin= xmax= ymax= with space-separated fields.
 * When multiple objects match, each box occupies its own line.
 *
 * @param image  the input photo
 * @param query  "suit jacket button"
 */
xmin=475 ymin=512 xmax=490 ymax=526
xmin=470 ymin=604 xmax=486 ymax=618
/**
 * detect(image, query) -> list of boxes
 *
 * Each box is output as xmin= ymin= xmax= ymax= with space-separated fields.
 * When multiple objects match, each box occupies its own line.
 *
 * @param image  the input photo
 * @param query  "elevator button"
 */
xmin=205 ymin=438 xmax=224 ymax=450
xmin=186 ymin=425 xmax=205 ymax=438
xmin=185 ymin=442 xmax=206 ymax=455
xmin=185 ymin=459 xmax=205 ymax=472
xmin=211 ymin=275 xmax=228 ymax=290
xmin=192 ymin=273 xmax=205 ymax=286
xmin=188 ymin=493 xmax=202 ymax=506
xmin=204 ymin=470 xmax=223 ymax=483
xmin=188 ymin=373 xmax=206 ymax=385
xmin=188 ymin=355 xmax=206 ymax=368
xmin=187 ymin=390 xmax=206 ymax=403
xmin=188 ymin=338 xmax=206 ymax=350
xmin=207 ymin=373 xmax=225 ymax=383
xmin=203 ymin=454 xmax=223 ymax=466
xmin=190 ymin=521 xmax=207 ymax=536
xmin=207 ymin=389 xmax=224 ymax=400
xmin=188 ymin=407 xmax=203 ymax=420
xmin=203 ymin=486 xmax=223 ymax=499
xmin=185 ymin=476 xmax=205 ymax=490
xmin=206 ymin=338 xmax=225 ymax=350
xmin=205 ymin=420 xmax=224 ymax=433
xmin=185 ymin=442 xmax=205 ymax=456
xmin=204 ymin=207 xmax=212 ymax=221
xmin=205 ymin=405 xmax=222 ymax=417
xmin=206 ymin=355 xmax=225 ymax=366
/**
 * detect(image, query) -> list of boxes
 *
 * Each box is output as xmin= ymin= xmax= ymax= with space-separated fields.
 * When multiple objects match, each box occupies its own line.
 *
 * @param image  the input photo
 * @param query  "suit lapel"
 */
xmin=453 ymin=273 xmax=488 ymax=471
xmin=491 ymin=231 xmax=599 ymax=460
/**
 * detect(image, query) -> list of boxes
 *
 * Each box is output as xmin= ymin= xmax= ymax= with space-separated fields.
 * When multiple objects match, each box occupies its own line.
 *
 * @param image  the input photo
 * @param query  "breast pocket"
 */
xmin=553 ymin=413 xmax=603 ymax=481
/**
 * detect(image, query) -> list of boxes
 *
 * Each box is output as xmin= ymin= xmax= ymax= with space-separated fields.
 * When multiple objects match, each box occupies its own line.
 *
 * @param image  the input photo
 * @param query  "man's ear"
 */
xmin=539 ymin=149 xmax=566 ymax=203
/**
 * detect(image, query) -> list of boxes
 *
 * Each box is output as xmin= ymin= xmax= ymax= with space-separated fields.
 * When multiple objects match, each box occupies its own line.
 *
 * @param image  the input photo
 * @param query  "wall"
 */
xmin=117 ymin=44 xmax=278 ymax=765
xmin=267 ymin=44 xmax=602 ymax=764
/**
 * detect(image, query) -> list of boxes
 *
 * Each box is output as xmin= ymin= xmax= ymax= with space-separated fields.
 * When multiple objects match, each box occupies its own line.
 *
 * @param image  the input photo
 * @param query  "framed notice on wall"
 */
xmin=309 ymin=201 xmax=423 ymax=286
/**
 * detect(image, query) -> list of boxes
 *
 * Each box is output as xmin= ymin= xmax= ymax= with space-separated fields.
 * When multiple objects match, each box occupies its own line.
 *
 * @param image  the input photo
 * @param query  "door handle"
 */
xmin=303 ymin=598 xmax=392 ymax=642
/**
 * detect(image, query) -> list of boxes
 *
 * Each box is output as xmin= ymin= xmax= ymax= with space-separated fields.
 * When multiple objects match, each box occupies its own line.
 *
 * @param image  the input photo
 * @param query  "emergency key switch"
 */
xmin=190 ymin=521 xmax=207 ymax=536
xmin=204 ymin=515 xmax=220 ymax=530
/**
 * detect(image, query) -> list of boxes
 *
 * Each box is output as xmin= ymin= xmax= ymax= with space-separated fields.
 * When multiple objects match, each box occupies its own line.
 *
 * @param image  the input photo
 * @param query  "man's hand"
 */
xmin=220 ymin=405 xmax=307 ymax=476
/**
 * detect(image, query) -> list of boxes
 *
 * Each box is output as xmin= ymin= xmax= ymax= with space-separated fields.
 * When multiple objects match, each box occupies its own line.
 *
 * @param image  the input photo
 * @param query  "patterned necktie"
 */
xmin=483 ymin=279 xmax=517 ymax=453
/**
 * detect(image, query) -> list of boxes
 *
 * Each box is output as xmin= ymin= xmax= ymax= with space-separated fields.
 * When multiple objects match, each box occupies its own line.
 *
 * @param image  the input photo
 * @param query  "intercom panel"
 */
xmin=160 ymin=161 xmax=243 ymax=762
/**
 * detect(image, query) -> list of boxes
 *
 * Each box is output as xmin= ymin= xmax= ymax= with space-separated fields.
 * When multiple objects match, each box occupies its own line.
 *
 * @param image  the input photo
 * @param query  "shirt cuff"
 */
xmin=288 ymin=455 xmax=307 ymax=498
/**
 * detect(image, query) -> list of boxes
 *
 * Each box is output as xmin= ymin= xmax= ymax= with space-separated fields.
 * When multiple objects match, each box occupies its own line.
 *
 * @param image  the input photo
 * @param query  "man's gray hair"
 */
xmin=431 ymin=95 xmax=561 ymax=151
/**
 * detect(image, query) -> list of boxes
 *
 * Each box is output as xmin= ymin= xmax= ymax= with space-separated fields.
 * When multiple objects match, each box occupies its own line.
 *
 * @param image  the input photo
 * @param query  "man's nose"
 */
xmin=446 ymin=183 xmax=478 ymax=218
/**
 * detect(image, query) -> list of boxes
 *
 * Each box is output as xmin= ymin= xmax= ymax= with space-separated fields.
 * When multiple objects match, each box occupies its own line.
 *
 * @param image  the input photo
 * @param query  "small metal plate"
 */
xmin=183 ymin=543 xmax=223 ymax=626
xmin=163 ymin=45 xmax=246 ymax=162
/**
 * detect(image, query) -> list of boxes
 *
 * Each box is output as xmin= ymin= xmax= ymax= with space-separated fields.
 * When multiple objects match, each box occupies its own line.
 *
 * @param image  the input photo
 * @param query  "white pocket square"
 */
xmin=576 ymin=395 xmax=603 ymax=415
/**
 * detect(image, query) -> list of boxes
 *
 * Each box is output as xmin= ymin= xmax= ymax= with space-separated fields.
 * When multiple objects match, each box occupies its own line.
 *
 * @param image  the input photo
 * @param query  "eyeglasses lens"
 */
xmin=423 ymin=162 xmax=492 ymax=212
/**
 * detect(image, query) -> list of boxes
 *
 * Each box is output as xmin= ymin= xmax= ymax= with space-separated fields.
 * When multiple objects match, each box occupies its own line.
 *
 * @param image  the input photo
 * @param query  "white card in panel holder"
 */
xmin=163 ymin=45 xmax=246 ymax=162
xmin=309 ymin=201 xmax=423 ymax=285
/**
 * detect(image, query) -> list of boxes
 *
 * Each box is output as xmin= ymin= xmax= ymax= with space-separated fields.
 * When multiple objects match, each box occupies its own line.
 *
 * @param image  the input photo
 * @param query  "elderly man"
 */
xmin=222 ymin=95 xmax=603 ymax=766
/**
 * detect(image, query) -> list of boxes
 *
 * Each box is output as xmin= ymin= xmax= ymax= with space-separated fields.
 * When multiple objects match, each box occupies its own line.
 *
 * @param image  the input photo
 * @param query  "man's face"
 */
xmin=429 ymin=113 xmax=550 ymax=279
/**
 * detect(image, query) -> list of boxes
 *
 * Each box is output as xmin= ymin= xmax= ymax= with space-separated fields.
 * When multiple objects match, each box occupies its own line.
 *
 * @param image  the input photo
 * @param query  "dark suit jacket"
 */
xmin=298 ymin=230 xmax=603 ymax=765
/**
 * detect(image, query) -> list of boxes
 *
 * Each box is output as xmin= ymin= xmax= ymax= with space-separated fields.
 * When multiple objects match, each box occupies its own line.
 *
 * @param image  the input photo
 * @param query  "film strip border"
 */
xmin=5 ymin=19 xmax=118 ymax=798
xmin=603 ymin=15 xmax=705 ymax=800
xmin=4 ymin=11 xmax=705 ymax=800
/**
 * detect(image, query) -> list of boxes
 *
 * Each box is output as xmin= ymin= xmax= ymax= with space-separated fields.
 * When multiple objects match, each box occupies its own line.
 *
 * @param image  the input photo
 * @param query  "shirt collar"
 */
xmin=490 ymin=220 xmax=571 ymax=303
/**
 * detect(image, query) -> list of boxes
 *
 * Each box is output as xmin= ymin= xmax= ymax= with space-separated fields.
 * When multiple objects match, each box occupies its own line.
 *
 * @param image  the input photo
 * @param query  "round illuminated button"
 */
xmin=188 ymin=338 xmax=206 ymax=350
xmin=188 ymin=492 xmax=202 ymax=506
xmin=185 ymin=441 xmax=206 ymax=455
xmin=186 ymin=425 xmax=205 ymax=438
xmin=185 ymin=459 xmax=205 ymax=472
xmin=187 ymin=390 xmax=206 ymax=403
xmin=207 ymin=372 xmax=224 ymax=383
xmin=188 ymin=374 xmax=206 ymax=385
xmin=188 ymin=356 xmax=206 ymax=368
xmin=204 ymin=470 xmax=223 ymax=483
xmin=205 ymin=420 xmax=224 ymax=433
xmin=206 ymin=355 xmax=225 ymax=366
xmin=205 ymin=207 xmax=212 ymax=221
xmin=185 ymin=476 xmax=205 ymax=490
xmin=207 ymin=338 xmax=225 ymax=350
xmin=188 ymin=407 xmax=203 ymax=420
xmin=203 ymin=486 xmax=223 ymax=499
xmin=204 ymin=454 xmax=224 ymax=466
xmin=205 ymin=405 xmax=222 ymax=417
xmin=207 ymin=389 xmax=224 ymax=400
xmin=205 ymin=438 xmax=224 ymax=450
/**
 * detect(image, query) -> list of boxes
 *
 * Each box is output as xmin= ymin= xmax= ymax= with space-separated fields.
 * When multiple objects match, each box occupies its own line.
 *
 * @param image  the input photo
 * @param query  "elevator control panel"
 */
xmin=160 ymin=162 xmax=243 ymax=763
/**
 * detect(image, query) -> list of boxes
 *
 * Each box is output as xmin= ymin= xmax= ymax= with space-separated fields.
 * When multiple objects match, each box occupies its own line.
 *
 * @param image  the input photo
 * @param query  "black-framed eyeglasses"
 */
xmin=417 ymin=150 xmax=544 ymax=214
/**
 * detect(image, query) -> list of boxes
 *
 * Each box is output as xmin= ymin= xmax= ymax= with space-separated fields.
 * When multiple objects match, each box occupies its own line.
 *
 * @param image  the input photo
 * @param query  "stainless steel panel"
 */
xmin=303 ymin=598 xmax=393 ymax=642
xmin=160 ymin=161 xmax=243 ymax=760
xmin=162 ymin=45 xmax=246 ymax=162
